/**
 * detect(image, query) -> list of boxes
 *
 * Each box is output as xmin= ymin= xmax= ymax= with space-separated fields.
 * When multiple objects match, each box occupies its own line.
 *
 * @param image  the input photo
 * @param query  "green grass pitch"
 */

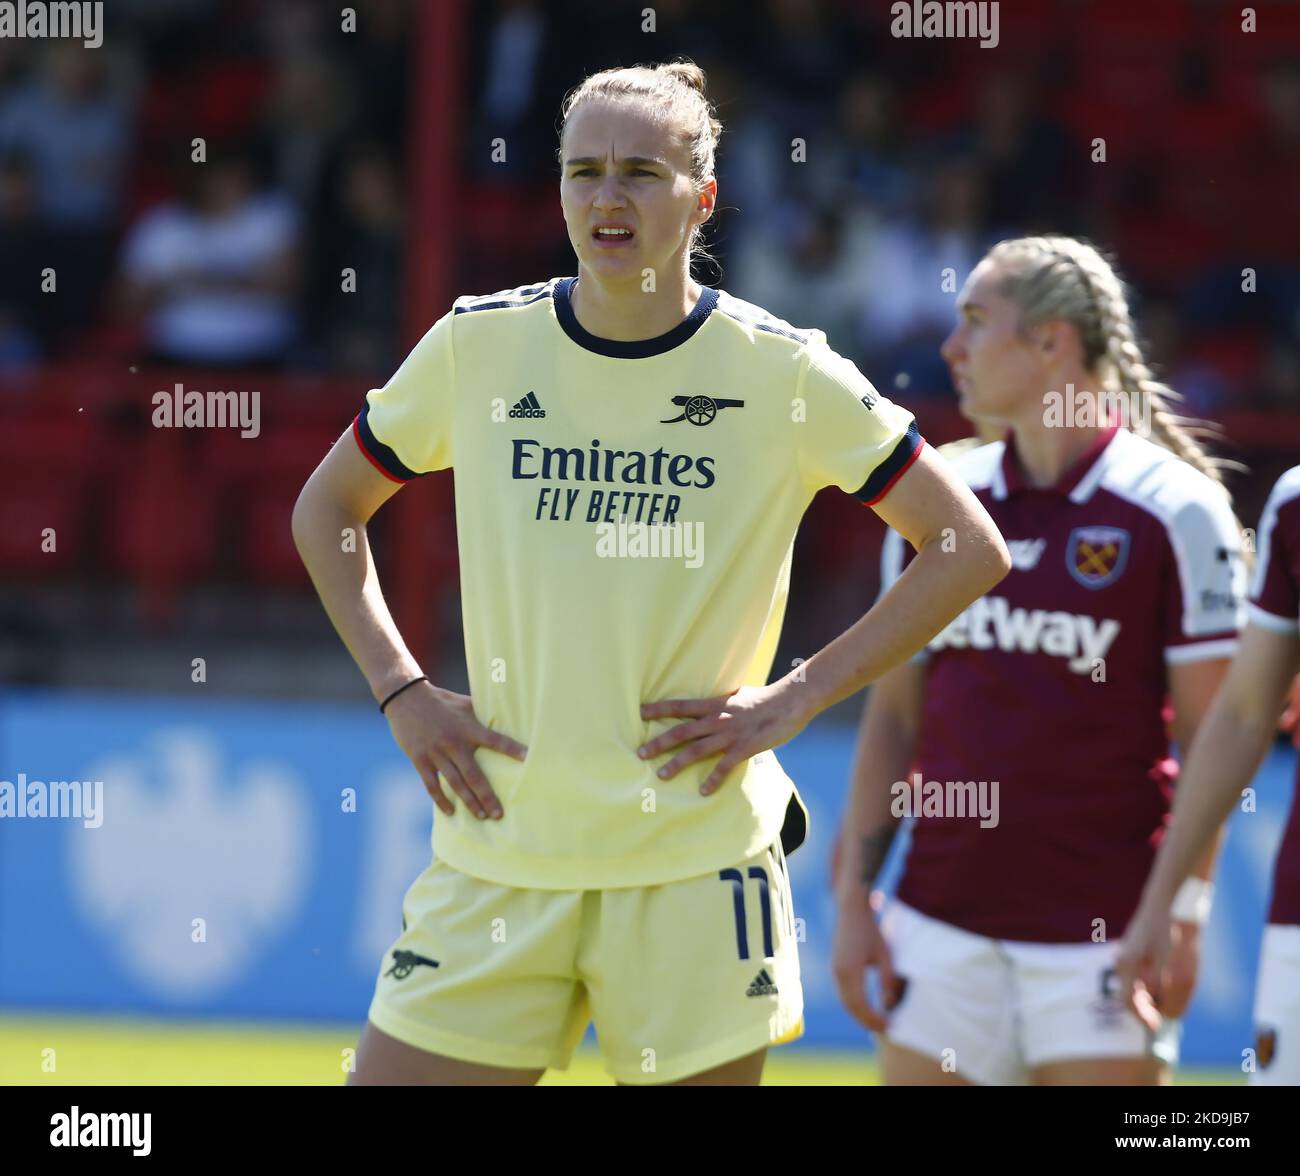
xmin=0 ymin=1015 xmax=1244 ymax=1085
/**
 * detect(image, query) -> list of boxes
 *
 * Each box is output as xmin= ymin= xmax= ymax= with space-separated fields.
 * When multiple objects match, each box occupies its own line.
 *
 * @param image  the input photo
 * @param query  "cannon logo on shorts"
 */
xmin=660 ymin=394 xmax=744 ymax=426
xmin=385 ymin=950 xmax=440 ymax=980
xmin=1068 ymin=526 xmax=1130 ymax=589
xmin=929 ymin=594 xmax=1120 ymax=674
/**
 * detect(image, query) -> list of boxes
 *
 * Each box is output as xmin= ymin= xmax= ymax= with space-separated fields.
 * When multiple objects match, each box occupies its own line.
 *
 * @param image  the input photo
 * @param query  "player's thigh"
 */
xmin=364 ymin=858 xmax=588 ymax=1080
xmin=1030 ymin=1056 xmax=1167 ymax=1086
xmin=1012 ymin=940 xmax=1178 ymax=1086
xmin=881 ymin=1040 xmax=973 ymax=1086
xmin=588 ymin=841 xmax=803 ymax=1086
xmin=879 ymin=900 xmax=1021 ymax=1085
xmin=1250 ymin=924 xmax=1300 ymax=1085
xmin=348 ymin=1021 xmax=545 ymax=1086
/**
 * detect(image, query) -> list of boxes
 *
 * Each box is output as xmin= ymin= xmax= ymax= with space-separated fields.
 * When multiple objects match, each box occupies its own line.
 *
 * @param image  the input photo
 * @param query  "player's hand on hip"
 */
xmin=831 ymin=890 xmax=901 ymax=1033
xmin=1114 ymin=900 xmax=1172 ymax=1034
xmin=637 ymin=680 xmax=813 ymax=795
xmin=383 ymin=682 xmax=526 ymax=820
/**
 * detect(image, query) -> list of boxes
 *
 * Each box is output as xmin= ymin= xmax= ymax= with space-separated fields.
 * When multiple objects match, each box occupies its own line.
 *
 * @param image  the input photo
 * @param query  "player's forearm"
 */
xmin=1142 ymin=697 xmax=1277 ymax=908
xmin=834 ymin=703 xmax=912 ymax=907
xmin=792 ymin=535 xmax=1004 ymax=716
xmin=291 ymin=494 xmax=423 ymax=702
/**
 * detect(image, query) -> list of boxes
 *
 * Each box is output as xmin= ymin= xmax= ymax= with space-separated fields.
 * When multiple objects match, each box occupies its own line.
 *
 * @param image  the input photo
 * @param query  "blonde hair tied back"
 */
xmin=557 ymin=58 xmax=722 ymax=268
xmin=989 ymin=234 xmax=1239 ymax=496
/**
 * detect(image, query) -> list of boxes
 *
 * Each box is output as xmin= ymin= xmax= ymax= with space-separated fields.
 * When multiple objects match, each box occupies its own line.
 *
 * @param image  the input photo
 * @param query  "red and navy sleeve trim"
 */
xmin=353 ymin=404 xmax=419 ymax=483
xmin=853 ymin=422 xmax=924 ymax=505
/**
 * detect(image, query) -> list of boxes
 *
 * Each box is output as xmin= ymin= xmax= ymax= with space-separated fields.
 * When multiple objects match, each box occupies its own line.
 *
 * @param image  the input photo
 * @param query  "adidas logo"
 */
xmin=509 ymin=391 xmax=546 ymax=419
xmin=746 ymin=968 xmax=778 ymax=998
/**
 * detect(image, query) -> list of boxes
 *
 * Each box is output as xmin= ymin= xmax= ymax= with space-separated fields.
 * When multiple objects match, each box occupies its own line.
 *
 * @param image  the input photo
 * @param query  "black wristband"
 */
xmin=379 ymin=675 xmax=429 ymax=714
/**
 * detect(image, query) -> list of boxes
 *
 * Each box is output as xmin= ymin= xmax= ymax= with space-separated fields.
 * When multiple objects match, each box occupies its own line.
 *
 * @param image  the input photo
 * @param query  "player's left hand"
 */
xmin=1115 ymin=900 xmax=1172 ymax=1033
xmin=638 ymin=680 xmax=815 ymax=795
xmin=1115 ymin=901 xmax=1201 ymax=1031
xmin=1156 ymin=919 xmax=1201 ymax=1020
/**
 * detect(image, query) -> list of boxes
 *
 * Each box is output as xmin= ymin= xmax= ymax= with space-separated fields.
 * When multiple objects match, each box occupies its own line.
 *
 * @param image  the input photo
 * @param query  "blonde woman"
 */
xmin=293 ymin=60 xmax=1009 ymax=1086
xmin=832 ymin=236 xmax=1247 ymax=1085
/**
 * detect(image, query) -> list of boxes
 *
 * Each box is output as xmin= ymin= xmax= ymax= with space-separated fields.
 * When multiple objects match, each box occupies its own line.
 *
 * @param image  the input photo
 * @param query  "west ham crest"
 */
xmin=1067 ymin=526 xmax=1130 ymax=589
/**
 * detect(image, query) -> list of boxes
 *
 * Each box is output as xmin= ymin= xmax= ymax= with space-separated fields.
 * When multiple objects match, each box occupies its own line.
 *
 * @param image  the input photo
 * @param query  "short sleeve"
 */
xmin=353 ymin=309 xmax=456 ymax=481
xmin=1162 ymin=487 xmax=1248 ymax=664
xmin=795 ymin=342 xmax=923 ymax=503
xmin=1249 ymin=470 xmax=1300 ymax=634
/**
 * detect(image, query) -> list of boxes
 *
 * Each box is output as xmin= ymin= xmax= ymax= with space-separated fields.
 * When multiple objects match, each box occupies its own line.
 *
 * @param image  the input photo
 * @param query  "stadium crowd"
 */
xmin=2 ymin=0 xmax=1297 ymax=685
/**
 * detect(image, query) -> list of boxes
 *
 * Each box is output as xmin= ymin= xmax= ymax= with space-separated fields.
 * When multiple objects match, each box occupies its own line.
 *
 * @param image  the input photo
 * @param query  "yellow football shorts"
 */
xmin=366 ymin=840 xmax=804 ymax=1084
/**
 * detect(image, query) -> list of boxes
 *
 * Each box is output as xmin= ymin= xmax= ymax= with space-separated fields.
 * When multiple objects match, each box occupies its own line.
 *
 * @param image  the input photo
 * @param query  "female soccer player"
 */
xmin=1118 ymin=467 xmax=1300 ymax=1085
xmin=831 ymin=235 xmax=1248 ymax=1086
xmin=292 ymin=60 xmax=1010 ymax=1086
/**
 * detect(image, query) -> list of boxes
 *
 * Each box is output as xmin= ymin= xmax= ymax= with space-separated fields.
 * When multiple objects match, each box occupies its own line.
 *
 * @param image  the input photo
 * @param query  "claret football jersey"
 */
xmin=1251 ymin=465 xmax=1300 ymax=927
xmin=354 ymin=277 xmax=922 ymax=889
xmin=882 ymin=427 xmax=1248 ymax=942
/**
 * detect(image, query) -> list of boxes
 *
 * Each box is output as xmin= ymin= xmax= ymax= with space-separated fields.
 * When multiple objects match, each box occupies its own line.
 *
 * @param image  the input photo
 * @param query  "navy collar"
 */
xmin=553 ymin=276 xmax=718 ymax=358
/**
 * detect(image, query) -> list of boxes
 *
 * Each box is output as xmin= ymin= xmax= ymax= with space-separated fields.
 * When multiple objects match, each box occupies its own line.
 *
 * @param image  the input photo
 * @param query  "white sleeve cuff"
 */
xmin=1248 ymin=603 xmax=1299 ymax=635
xmin=1164 ymin=638 xmax=1240 ymax=665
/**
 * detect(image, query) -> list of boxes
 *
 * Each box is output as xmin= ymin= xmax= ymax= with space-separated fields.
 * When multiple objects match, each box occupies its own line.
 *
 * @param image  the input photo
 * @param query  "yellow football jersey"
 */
xmin=355 ymin=277 xmax=922 ymax=888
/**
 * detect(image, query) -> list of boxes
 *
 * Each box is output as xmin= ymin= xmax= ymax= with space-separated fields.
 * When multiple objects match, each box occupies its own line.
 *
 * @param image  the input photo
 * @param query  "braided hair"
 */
xmin=988 ymin=235 xmax=1235 ymax=495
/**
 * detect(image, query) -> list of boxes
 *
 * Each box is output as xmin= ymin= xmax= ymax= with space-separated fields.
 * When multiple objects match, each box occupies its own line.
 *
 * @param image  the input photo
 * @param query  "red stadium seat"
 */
xmin=241 ymin=478 xmax=311 ymax=588
xmin=107 ymin=433 xmax=219 ymax=624
xmin=0 ymin=482 xmax=86 ymax=576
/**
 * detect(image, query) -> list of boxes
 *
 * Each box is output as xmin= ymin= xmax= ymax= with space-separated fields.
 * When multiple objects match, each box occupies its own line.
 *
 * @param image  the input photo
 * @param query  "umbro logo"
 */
xmin=509 ymin=391 xmax=546 ymax=419
xmin=746 ymin=968 xmax=778 ymax=997
xmin=385 ymin=949 xmax=440 ymax=980
xmin=661 ymin=394 xmax=744 ymax=426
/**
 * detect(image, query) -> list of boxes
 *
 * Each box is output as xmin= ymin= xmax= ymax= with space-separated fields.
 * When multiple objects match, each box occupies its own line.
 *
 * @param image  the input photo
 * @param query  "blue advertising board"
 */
xmin=1 ymin=688 xmax=1293 ymax=1067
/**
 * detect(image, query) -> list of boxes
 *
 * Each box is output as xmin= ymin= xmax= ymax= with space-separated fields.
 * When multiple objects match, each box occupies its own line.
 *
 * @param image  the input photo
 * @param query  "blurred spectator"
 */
xmin=254 ymin=52 xmax=352 ymax=222
xmin=1258 ymin=343 xmax=1300 ymax=412
xmin=855 ymin=159 xmax=992 ymax=393
xmin=0 ymin=43 xmax=130 ymax=230
xmin=120 ymin=147 xmax=300 ymax=367
xmin=817 ymin=73 xmax=913 ymax=219
xmin=316 ymin=144 xmax=404 ymax=374
xmin=731 ymin=204 xmax=876 ymax=355
xmin=0 ymin=44 xmax=128 ymax=346
xmin=943 ymin=73 xmax=1080 ymax=237
xmin=0 ymin=151 xmax=61 ymax=363
xmin=466 ymin=0 xmax=563 ymax=180
xmin=1142 ymin=298 xmax=1231 ymax=414
xmin=349 ymin=0 xmax=410 ymax=157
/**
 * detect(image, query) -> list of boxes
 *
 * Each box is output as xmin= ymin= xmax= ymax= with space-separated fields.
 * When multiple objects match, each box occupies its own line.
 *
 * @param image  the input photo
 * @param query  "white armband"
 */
xmin=1171 ymin=878 xmax=1215 ymax=926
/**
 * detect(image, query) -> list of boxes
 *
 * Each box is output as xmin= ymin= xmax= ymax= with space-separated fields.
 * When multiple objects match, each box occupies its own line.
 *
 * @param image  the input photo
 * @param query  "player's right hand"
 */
xmin=383 ymin=682 xmax=527 ymax=820
xmin=831 ymin=891 xmax=903 ymax=1034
